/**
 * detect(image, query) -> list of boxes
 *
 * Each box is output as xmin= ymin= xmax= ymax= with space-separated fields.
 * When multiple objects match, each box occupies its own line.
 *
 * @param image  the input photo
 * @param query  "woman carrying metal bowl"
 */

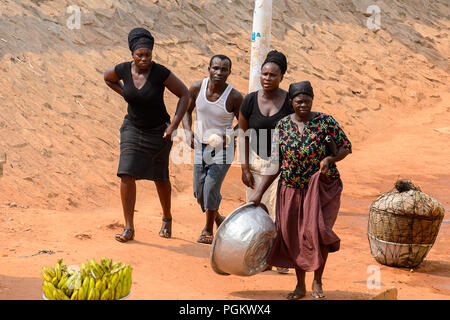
xmin=248 ymin=81 xmax=352 ymax=299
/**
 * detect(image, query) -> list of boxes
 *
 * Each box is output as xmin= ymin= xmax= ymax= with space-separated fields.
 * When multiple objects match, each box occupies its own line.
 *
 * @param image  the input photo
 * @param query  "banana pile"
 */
xmin=41 ymin=258 xmax=132 ymax=300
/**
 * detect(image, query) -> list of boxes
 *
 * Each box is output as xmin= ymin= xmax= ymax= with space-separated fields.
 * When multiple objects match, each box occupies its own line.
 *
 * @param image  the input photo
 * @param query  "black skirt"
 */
xmin=117 ymin=118 xmax=173 ymax=181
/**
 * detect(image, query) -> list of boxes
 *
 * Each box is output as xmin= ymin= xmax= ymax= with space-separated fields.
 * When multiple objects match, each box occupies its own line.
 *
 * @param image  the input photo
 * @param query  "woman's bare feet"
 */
xmin=311 ymin=280 xmax=326 ymax=299
xmin=287 ymin=284 xmax=306 ymax=300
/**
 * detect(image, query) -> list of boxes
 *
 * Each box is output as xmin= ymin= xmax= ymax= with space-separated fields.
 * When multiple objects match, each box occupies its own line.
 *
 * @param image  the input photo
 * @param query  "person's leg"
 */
xmin=120 ymin=175 xmax=136 ymax=229
xmin=193 ymin=164 xmax=206 ymax=211
xmin=287 ymin=268 xmax=307 ymax=299
xmin=311 ymin=245 xmax=329 ymax=298
xmin=203 ymin=209 xmax=218 ymax=235
xmin=214 ymin=210 xmax=225 ymax=227
xmin=155 ymin=180 xmax=172 ymax=219
xmin=154 ymin=180 xmax=172 ymax=238
xmin=116 ymin=175 xmax=136 ymax=242
xmin=197 ymin=162 xmax=230 ymax=244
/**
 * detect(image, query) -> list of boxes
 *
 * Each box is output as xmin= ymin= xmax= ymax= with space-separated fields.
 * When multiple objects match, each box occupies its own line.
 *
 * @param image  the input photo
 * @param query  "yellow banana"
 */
xmin=42 ymin=282 xmax=53 ymax=300
xmin=80 ymin=263 xmax=87 ymax=278
xmin=51 ymin=276 xmax=59 ymax=286
xmin=88 ymin=276 xmax=95 ymax=293
xmin=109 ymin=287 xmax=115 ymax=300
xmin=91 ymin=287 xmax=100 ymax=300
xmin=87 ymin=287 xmax=95 ymax=300
xmin=103 ymin=258 xmax=112 ymax=271
xmin=118 ymin=269 xmax=125 ymax=283
xmin=55 ymin=263 xmax=61 ymax=280
xmin=111 ymin=264 xmax=126 ymax=275
xmin=124 ymin=266 xmax=132 ymax=294
xmin=55 ymin=288 xmax=69 ymax=300
xmin=98 ymin=259 xmax=108 ymax=274
xmin=92 ymin=261 xmax=104 ymax=278
xmin=41 ymin=269 xmax=53 ymax=282
xmin=71 ymin=290 xmax=78 ymax=300
xmin=88 ymin=262 xmax=100 ymax=279
xmin=57 ymin=274 xmax=68 ymax=290
xmin=100 ymin=288 xmax=110 ymax=300
xmin=110 ymin=273 xmax=119 ymax=289
xmin=82 ymin=276 xmax=90 ymax=293
xmin=115 ymin=281 xmax=122 ymax=299
xmin=121 ymin=279 xmax=128 ymax=298
xmin=78 ymin=286 xmax=85 ymax=300
xmin=95 ymin=279 xmax=102 ymax=291
xmin=45 ymin=267 xmax=56 ymax=279
xmin=126 ymin=278 xmax=132 ymax=297
xmin=101 ymin=279 xmax=107 ymax=293
xmin=112 ymin=261 xmax=124 ymax=269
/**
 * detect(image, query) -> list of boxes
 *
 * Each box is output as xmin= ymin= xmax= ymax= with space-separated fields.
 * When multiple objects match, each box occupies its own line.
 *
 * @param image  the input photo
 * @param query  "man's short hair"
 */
xmin=209 ymin=54 xmax=232 ymax=69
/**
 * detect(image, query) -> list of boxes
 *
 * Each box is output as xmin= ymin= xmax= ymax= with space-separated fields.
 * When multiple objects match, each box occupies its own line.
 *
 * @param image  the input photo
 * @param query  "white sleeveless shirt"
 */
xmin=195 ymin=77 xmax=234 ymax=144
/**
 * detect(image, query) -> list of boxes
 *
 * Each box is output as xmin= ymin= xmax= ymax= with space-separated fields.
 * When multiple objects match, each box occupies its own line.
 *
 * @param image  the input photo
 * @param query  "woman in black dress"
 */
xmin=104 ymin=28 xmax=189 ymax=242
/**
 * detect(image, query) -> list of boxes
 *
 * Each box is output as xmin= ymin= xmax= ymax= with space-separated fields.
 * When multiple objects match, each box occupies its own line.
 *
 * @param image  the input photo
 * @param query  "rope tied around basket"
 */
xmin=393 ymin=179 xmax=421 ymax=193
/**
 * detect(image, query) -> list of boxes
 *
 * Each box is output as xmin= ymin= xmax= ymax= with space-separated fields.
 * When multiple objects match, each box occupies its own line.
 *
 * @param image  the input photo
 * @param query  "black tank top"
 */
xmin=240 ymin=91 xmax=293 ymax=159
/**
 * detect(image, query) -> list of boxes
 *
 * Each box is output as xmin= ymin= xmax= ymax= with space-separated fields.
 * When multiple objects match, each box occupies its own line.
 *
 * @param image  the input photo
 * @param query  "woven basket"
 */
xmin=368 ymin=180 xmax=444 ymax=268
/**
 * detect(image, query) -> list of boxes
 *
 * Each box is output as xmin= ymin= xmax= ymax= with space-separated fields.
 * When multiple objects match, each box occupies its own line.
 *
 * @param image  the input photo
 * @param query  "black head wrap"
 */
xmin=128 ymin=28 xmax=154 ymax=53
xmin=289 ymin=81 xmax=314 ymax=99
xmin=261 ymin=50 xmax=287 ymax=75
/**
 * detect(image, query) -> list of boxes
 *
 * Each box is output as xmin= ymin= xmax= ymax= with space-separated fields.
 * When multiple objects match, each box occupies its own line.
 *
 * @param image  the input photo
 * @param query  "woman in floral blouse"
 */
xmin=248 ymin=81 xmax=352 ymax=299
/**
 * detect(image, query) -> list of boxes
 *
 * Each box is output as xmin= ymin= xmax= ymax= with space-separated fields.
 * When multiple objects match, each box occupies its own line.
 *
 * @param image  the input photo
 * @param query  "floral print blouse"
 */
xmin=271 ymin=112 xmax=352 ymax=189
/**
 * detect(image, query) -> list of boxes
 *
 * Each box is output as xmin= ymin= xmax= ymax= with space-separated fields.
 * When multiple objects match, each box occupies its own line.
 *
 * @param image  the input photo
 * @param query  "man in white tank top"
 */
xmin=183 ymin=54 xmax=243 ymax=244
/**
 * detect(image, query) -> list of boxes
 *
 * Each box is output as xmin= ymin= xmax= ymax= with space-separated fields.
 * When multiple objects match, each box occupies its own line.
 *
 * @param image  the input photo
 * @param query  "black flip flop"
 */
xmin=159 ymin=218 xmax=172 ymax=238
xmin=115 ymin=228 xmax=135 ymax=243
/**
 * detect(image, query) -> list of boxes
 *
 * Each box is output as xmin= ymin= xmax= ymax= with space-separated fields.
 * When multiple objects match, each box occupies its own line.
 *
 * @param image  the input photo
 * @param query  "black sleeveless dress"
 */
xmin=114 ymin=61 xmax=173 ymax=181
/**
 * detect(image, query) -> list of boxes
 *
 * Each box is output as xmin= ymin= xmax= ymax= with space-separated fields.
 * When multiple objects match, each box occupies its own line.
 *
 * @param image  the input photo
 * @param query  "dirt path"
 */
xmin=1 ymin=164 xmax=448 ymax=300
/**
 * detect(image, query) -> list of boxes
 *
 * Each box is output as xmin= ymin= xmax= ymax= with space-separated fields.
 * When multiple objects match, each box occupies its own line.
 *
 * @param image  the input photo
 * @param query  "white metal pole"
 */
xmin=249 ymin=0 xmax=272 ymax=93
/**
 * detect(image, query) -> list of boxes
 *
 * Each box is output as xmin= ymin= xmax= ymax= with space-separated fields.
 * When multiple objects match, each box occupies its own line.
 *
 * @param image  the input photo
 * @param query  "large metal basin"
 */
xmin=210 ymin=202 xmax=277 ymax=276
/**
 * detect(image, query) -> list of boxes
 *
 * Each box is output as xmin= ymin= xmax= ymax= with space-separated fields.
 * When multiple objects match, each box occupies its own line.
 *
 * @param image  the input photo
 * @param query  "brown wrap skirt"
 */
xmin=267 ymin=171 xmax=342 ymax=272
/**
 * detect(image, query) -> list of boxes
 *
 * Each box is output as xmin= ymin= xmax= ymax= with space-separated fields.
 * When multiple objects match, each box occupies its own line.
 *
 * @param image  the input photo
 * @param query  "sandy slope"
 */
xmin=0 ymin=0 xmax=448 ymax=300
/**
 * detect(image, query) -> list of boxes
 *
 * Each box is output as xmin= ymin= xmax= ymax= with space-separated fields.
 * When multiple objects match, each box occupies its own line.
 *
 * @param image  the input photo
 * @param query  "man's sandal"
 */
xmin=115 ymin=228 xmax=135 ymax=243
xmin=159 ymin=218 xmax=172 ymax=238
xmin=197 ymin=232 xmax=214 ymax=244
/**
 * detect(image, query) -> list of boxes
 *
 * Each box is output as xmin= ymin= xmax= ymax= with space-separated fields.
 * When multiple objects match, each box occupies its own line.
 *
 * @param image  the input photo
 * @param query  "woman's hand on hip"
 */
xmin=319 ymin=156 xmax=332 ymax=174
